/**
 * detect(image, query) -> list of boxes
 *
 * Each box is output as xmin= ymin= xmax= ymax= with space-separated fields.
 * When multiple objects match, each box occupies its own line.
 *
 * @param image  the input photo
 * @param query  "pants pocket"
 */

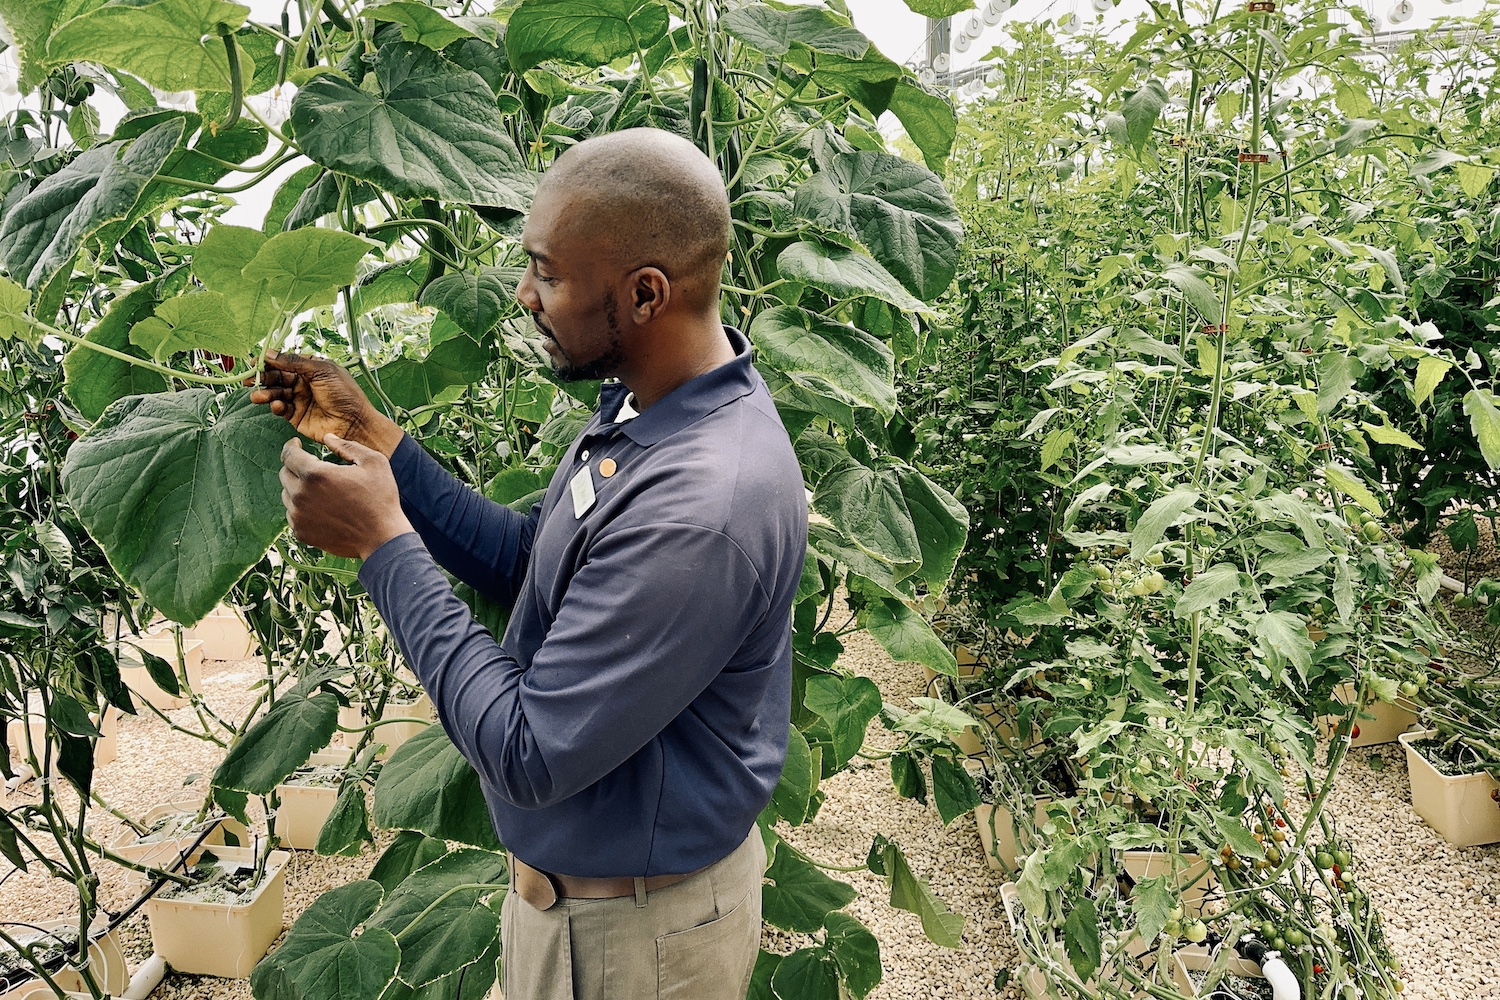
xmin=655 ymin=889 xmax=759 ymax=1000
xmin=502 ymin=885 xmax=576 ymax=1000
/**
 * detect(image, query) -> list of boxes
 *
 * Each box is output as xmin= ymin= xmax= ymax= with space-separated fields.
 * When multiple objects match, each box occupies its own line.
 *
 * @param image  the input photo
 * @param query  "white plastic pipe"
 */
xmin=120 ymin=953 xmax=167 ymax=1000
xmin=1260 ymin=953 xmax=1301 ymax=1000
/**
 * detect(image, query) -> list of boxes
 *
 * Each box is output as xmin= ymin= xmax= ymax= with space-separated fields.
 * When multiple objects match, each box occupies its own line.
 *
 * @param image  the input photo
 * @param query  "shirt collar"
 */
xmin=594 ymin=327 xmax=756 ymax=447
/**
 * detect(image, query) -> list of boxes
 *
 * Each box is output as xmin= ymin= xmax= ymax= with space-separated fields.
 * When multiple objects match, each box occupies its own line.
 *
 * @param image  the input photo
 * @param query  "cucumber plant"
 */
xmin=0 ymin=2 xmax=981 ymax=998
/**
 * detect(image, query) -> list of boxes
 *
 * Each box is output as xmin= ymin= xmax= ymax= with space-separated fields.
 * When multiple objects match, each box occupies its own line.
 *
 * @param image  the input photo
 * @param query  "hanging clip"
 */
xmin=1238 ymin=152 xmax=1271 ymax=163
xmin=1247 ymin=1 xmax=1276 ymax=11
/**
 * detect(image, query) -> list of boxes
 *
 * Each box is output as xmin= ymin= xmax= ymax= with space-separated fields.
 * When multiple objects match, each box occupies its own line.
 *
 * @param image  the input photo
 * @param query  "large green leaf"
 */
xmin=776 ymin=242 xmax=930 ymax=315
xmin=63 ymin=283 xmax=173 ymax=421
xmin=214 ymin=692 xmax=340 ymax=794
xmin=372 ymin=725 xmax=501 ymax=850
xmin=366 ymin=1 xmax=500 ymax=49
xmin=792 ymin=151 xmax=962 ymax=301
xmin=929 ymin=755 xmax=979 ymax=826
xmin=720 ymin=4 xmax=870 ymax=58
xmin=47 ymin=0 xmax=252 ymax=93
xmin=900 ymin=0 xmax=976 ymax=15
xmin=750 ymin=306 xmax=895 ymax=418
xmin=770 ymin=948 xmax=840 ymax=1000
xmin=249 ymin=880 xmax=401 ymax=1000
xmin=769 ymin=725 xmax=818 ymax=826
xmin=128 ymin=290 xmax=252 ymax=361
xmin=858 ymin=598 xmax=957 ymax=677
xmin=761 ymin=843 xmax=857 ymax=933
xmin=289 ymin=43 xmax=534 ymax=210
xmin=366 ymin=850 xmax=508 ymax=989
xmin=804 ymin=674 xmax=881 ymax=768
xmin=419 ymin=268 xmax=522 ymax=338
xmin=0 ymin=0 xmax=68 ymax=92
xmin=60 ymin=388 xmax=296 ymax=624
xmin=0 ymin=118 xmax=184 ymax=290
xmin=892 ymin=464 xmax=967 ymax=591
xmin=505 ymin=0 xmax=670 ymax=73
xmin=886 ymin=79 xmax=956 ymax=173
xmin=241 ymin=228 xmax=379 ymax=314
xmin=369 ymin=832 xmax=450 ymax=893
xmin=879 ymin=840 xmax=963 ymax=947
xmin=366 ymin=335 xmax=491 ymax=411
xmin=190 ymin=225 xmax=281 ymax=342
xmin=813 ymin=459 xmax=920 ymax=567
xmin=1119 ymin=79 xmax=1168 ymax=154
xmin=823 ymin=912 xmax=881 ymax=999
xmin=1063 ymin=897 xmax=1102 ymax=982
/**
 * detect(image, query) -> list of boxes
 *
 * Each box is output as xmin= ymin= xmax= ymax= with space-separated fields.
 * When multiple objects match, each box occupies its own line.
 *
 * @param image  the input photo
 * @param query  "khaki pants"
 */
xmin=500 ymin=830 xmax=765 ymax=1000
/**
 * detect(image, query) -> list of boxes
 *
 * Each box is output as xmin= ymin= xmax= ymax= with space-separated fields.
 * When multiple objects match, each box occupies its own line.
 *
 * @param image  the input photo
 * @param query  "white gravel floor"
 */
xmin=3 ymin=628 xmax=1498 ymax=999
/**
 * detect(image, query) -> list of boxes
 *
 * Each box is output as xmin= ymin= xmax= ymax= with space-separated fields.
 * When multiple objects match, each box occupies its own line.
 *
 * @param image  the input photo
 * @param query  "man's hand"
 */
xmin=280 ymin=435 xmax=414 ymax=559
xmin=248 ymin=351 xmax=404 ymax=457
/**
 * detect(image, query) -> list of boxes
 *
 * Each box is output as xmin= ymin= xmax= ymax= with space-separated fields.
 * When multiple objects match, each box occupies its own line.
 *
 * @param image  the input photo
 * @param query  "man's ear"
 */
xmin=628 ymin=266 xmax=670 ymax=322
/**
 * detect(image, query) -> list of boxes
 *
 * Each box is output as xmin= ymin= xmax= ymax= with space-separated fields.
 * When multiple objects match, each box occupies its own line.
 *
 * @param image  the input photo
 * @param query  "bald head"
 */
xmin=536 ymin=128 xmax=731 ymax=312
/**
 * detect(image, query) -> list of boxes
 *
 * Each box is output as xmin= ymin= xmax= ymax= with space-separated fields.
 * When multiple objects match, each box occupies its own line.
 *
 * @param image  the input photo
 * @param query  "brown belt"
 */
xmin=510 ymin=854 xmax=707 ymax=911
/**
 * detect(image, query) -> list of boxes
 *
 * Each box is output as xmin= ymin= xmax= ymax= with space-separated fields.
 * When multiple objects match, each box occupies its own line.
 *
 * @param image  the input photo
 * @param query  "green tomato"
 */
xmin=1145 ymin=551 xmax=1165 ymax=566
xmin=1285 ymin=928 xmax=1306 ymax=947
xmin=1093 ymin=564 xmax=1113 ymax=580
xmin=1169 ymin=906 xmax=1184 ymax=923
xmin=1183 ymin=920 xmax=1208 ymax=944
xmin=1399 ymin=681 xmax=1420 ymax=698
xmin=1163 ymin=919 xmax=1183 ymax=939
xmin=1315 ymin=852 xmax=1335 ymax=869
xmin=1333 ymin=849 xmax=1352 ymax=869
xmin=1361 ymin=520 xmax=1383 ymax=542
xmin=1260 ymin=920 xmax=1278 ymax=940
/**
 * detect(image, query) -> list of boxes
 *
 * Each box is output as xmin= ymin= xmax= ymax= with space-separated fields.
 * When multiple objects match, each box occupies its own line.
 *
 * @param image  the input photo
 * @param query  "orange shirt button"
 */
xmin=599 ymin=458 xmax=617 ymax=478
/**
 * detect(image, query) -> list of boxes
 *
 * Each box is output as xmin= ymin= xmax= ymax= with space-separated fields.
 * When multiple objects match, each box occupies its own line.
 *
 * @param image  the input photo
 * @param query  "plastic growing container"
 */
xmin=0 ymin=920 xmax=128 ymax=1000
xmin=273 ymin=749 xmax=353 ymax=850
xmin=111 ymin=799 xmax=247 ymax=887
xmin=187 ymin=604 xmax=257 ymax=661
xmin=974 ymin=797 xmax=1055 ymax=871
xmin=1399 ymin=730 xmax=1500 ymax=847
xmin=7 ymin=705 xmax=119 ymax=770
xmin=119 ymin=635 xmax=203 ymax=712
xmin=1318 ymin=682 xmax=1418 ymax=747
xmin=144 ymin=845 xmax=289 ymax=978
xmin=336 ymin=694 xmax=435 ymax=759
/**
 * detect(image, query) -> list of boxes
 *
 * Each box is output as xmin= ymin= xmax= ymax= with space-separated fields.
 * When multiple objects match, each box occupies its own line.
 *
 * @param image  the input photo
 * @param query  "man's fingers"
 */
xmin=281 ymin=437 xmax=323 ymax=478
xmin=323 ymin=433 xmax=381 ymax=465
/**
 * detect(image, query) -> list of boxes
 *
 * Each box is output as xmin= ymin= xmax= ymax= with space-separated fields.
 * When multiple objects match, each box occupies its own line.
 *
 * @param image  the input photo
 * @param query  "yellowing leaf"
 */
xmin=1361 ymin=422 xmax=1422 ymax=450
xmin=1413 ymin=356 xmax=1451 ymax=407
xmin=1463 ymin=389 xmax=1500 ymax=472
xmin=1323 ymin=464 xmax=1383 ymax=517
xmin=0 ymin=276 xmax=40 ymax=345
xmin=1041 ymin=428 xmax=1075 ymax=471
xmin=1456 ymin=162 xmax=1495 ymax=199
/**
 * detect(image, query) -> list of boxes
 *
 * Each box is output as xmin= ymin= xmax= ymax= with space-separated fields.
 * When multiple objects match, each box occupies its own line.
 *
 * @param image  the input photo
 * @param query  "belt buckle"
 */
xmin=516 ymin=858 xmax=561 ymax=912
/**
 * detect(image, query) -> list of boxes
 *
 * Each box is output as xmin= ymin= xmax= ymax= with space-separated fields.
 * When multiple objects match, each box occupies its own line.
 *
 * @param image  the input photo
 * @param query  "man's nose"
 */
xmin=516 ymin=269 xmax=541 ymax=311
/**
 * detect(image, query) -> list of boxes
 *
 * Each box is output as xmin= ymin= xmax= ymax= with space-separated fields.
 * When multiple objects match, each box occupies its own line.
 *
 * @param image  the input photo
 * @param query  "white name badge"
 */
xmin=569 ymin=466 xmax=596 ymax=519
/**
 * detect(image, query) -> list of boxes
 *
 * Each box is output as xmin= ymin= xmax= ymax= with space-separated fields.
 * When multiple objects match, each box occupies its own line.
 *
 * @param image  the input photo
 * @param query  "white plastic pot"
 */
xmin=1400 ymin=730 xmax=1500 ymax=847
xmin=111 ymin=799 xmax=248 ymax=886
xmin=144 ymin=845 xmax=289 ymax=978
xmin=186 ymin=604 xmax=257 ymax=661
xmin=336 ymin=694 xmax=434 ymax=758
xmin=119 ymin=635 xmax=203 ymax=712
xmin=1317 ymin=682 xmax=1417 ymax=747
xmin=0 ymin=920 xmax=128 ymax=1000
xmin=273 ymin=749 xmax=354 ymax=850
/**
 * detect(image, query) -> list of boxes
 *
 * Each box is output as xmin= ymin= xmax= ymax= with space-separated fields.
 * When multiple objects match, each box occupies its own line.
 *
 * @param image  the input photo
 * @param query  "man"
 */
xmin=251 ymin=128 xmax=807 ymax=999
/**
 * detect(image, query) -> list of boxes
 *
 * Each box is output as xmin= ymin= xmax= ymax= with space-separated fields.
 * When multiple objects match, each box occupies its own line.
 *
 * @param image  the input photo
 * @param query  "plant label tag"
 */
xmin=570 ymin=466 xmax=596 ymax=519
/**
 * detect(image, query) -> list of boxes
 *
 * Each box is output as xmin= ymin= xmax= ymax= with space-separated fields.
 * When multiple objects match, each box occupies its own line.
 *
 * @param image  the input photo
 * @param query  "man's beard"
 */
xmin=544 ymin=292 xmax=625 ymax=383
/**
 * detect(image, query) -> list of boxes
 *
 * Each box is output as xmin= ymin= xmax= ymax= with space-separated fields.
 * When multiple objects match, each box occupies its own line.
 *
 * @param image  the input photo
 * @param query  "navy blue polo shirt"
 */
xmin=359 ymin=327 xmax=807 ymax=877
